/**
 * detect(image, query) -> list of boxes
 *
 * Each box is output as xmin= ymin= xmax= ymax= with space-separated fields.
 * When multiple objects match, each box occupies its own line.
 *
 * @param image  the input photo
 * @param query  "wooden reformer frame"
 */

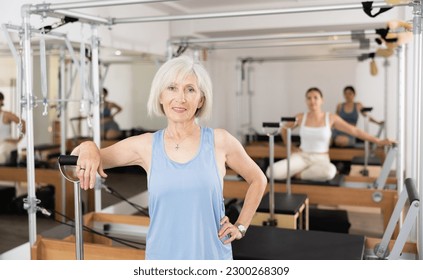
xmin=223 ymin=178 xmax=398 ymax=236
xmin=31 ymin=212 xmax=148 ymax=260
xmin=0 ymin=166 xmax=94 ymax=218
xmin=244 ymin=141 xmax=386 ymax=162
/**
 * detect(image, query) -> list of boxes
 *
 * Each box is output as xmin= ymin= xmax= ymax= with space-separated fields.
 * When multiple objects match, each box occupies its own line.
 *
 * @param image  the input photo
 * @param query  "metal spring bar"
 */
xmin=281 ymin=117 xmax=297 ymax=195
xmin=360 ymin=107 xmax=373 ymax=176
xmin=262 ymin=122 xmax=281 ymax=226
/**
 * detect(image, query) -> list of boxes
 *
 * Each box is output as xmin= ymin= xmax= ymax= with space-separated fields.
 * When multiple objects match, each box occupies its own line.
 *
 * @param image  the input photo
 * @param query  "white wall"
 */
xmin=201 ymin=49 xmax=395 ymax=142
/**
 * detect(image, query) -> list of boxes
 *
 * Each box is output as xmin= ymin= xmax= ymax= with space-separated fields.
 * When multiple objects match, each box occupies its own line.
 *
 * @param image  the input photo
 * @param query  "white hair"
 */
xmin=147 ymin=56 xmax=213 ymax=120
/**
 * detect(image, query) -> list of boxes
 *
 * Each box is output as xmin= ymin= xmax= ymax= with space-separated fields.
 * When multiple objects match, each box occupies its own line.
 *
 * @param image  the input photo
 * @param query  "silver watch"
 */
xmin=237 ymin=224 xmax=247 ymax=238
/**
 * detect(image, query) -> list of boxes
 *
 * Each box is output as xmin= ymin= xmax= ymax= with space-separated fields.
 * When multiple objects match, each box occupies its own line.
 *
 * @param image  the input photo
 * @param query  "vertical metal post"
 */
xmin=58 ymin=156 xmax=84 ymax=260
xmin=268 ymin=134 xmax=275 ymax=222
xmin=263 ymin=122 xmax=280 ymax=227
xmin=411 ymin=2 xmax=422 ymax=184
xmin=396 ymin=46 xmax=405 ymax=197
xmin=91 ymin=24 xmax=102 ymax=211
xmin=21 ymin=4 xmax=37 ymax=248
xmin=383 ymin=58 xmax=389 ymax=139
xmin=361 ymin=115 xmax=370 ymax=176
xmin=59 ymin=47 xmax=67 ymax=220
xmin=286 ymin=127 xmax=292 ymax=195
xmin=416 ymin=0 xmax=423 ymax=260
xmin=73 ymin=181 xmax=84 ymax=260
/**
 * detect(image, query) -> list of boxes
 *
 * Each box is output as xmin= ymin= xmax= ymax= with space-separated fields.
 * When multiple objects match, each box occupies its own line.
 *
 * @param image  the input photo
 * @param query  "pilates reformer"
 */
xmin=224 ymin=118 xmax=399 ymax=233
xmin=244 ymin=140 xmax=386 ymax=163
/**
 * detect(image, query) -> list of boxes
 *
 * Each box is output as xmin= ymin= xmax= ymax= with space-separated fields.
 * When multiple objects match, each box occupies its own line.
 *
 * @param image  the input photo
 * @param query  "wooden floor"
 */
xmin=0 ymin=169 xmax=385 ymax=255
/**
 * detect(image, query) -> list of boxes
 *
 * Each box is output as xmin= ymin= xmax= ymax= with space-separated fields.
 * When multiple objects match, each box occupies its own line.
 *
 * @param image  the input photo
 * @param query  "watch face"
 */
xmin=238 ymin=224 xmax=246 ymax=236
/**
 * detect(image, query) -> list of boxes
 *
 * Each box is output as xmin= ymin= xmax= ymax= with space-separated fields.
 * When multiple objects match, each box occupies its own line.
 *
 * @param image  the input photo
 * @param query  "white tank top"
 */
xmin=0 ymin=112 xmax=12 ymax=142
xmin=299 ymin=112 xmax=332 ymax=153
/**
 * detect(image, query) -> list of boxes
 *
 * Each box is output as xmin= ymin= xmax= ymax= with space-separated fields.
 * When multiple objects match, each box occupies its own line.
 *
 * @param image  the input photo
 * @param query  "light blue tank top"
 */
xmin=147 ymin=127 xmax=233 ymax=260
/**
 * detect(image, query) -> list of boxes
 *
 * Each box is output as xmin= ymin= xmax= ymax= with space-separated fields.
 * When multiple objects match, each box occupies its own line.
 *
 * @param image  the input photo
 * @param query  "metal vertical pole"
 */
xmin=383 ymin=59 xmax=389 ymax=139
xmin=91 ymin=25 xmax=102 ymax=211
xmin=268 ymin=134 xmax=275 ymax=222
xmin=21 ymin=4 xmax=37 ymax=249
xmin=286 ymin=127 xmax=292 ymax=195
xmin=411 ymin=2 xmax=422 ymax=184
xmin=59 ymin=47 xmax=67 ymax=220
xmin=396 ymin=45 xmax=405 ymax=198
xmin=73 ymin=181 xmax=84 ymax=259
xmin=417 ymin=0 xmax=423 ymax=261
xmin=410 ymin=1 xmax=423 ymax=259
xmin=361 ymin=115 xmax=370 ymax=176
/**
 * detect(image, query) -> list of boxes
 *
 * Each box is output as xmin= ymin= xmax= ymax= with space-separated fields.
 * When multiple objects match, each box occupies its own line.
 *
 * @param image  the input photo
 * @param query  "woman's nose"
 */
xmin=176 ymin=90 xmax=186 ymax=102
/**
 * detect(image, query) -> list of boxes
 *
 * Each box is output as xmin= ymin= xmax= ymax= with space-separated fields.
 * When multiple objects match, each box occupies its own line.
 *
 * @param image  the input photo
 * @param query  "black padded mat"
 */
xmin=257 ymin=192 xmax=308 ymax=214
xmin=275 ymin=173 xmax=345 ymax=186
xmin=351 ymin=156 xmax=382 ymax=166
xmin=232 ymin=226 xmax=365 ymax=260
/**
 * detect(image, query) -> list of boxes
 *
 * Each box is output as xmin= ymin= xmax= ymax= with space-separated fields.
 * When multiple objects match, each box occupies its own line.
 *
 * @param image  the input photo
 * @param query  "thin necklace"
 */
xmin=166 ymin=127 xmax=197 ymax=151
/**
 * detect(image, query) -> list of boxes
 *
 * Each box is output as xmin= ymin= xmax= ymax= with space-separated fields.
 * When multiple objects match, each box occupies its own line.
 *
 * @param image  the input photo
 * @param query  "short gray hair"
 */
xmin=147 ymin=56 xmax=213 ymax=120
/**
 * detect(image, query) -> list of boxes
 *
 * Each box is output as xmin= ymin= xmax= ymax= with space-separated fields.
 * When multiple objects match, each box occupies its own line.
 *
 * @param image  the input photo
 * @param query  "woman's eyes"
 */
xmin=186 ymin=87 xmax=196 ymax=93
xmin=167 ymin=86 xmax=196 ymax=93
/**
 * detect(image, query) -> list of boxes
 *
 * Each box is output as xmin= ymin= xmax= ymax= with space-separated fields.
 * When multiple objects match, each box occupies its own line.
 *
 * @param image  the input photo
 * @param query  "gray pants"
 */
xmin=266 ymin=152 xmax=337 ymax=181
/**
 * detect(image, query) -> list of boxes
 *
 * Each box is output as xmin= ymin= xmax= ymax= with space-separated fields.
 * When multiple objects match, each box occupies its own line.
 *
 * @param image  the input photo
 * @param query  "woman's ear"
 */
xmin=198 ymin=96 xmax=205 ymax=109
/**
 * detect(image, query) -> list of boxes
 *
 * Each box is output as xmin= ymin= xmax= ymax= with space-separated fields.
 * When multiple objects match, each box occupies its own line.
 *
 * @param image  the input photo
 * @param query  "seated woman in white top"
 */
xmin=266 ymin=87 xmax=393 ymax=182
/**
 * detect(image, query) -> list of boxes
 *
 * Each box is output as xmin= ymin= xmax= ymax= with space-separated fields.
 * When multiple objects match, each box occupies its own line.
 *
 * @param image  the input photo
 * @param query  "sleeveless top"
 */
xmin=299 ymin=112 xmax=332 ymax=153
xmin=147 ymin=127 xmax=232 ymax=260
xmin=339 ymin=103 xmax=359 ymax=125
xmin=0 ymin=112 xmax=12 ymax=142
xmin=102 ymin=105 xmax=111 ymax=118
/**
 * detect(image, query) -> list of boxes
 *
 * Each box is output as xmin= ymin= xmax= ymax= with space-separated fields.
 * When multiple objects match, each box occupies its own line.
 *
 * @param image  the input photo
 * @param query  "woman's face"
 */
xmin=306 ymin=90 xmax=323 ymax=111
xmin=159 ymin=74 xmax=204 ymax=123
xmin=343 ymin=89 xmax=355 ymax=102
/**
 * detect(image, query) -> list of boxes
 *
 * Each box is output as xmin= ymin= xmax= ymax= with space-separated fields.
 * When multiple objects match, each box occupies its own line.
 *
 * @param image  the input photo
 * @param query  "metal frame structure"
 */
xmin=410 ymin=0 xmax=423 ymax=256
xmin=6 ymin=0 xmax=420 ymax=260
xmin=262 ymin=122 xmax=281 ymax=226
xmin=373 ymin=178 xmax=420 ymax=259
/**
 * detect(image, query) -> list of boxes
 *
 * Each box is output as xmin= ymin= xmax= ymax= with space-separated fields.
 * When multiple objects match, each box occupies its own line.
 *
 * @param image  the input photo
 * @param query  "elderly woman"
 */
xmin=267 ymin=87 xmax=393 ymax=182
xmin=71 ymin=56 xmax=267 ymax=260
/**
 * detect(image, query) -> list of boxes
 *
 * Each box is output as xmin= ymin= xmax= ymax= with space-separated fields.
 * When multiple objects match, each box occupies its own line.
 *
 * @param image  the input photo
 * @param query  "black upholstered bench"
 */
xmin=252 ymin=192 xmax=309 ymax=230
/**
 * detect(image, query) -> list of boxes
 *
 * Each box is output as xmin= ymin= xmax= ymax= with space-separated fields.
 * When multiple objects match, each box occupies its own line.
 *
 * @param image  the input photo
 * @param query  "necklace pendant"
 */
xmin=175 ymin=144 xmax=179 ymax=151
